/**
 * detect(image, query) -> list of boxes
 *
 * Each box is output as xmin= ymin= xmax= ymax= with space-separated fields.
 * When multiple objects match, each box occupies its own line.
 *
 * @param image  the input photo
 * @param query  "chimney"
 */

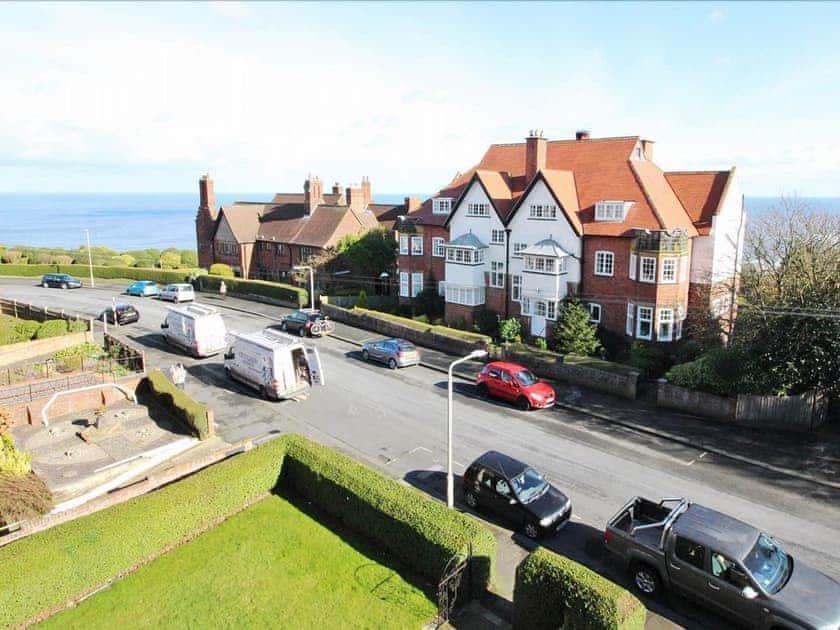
xmin=361 ymin=176 xmax=372 ymax=207
xmin=332 ymin=182 xmax=342 ymax=195
xmin=198 ymin=173 xmax=217 ymax=220
xmin=304 ymin=175 xmax=323 ymax=216
xmin=525 ymin=129 xmax=547 ymax=182
xmin=404 ymin=196 xmax=422 ymax=213
xmin=575 ymin=129 xmax=590 ymax=141
xmin=641 ymin=139 xmax=654 ymax=160
xmin=345 ymin=183 xmax=366 ymax=213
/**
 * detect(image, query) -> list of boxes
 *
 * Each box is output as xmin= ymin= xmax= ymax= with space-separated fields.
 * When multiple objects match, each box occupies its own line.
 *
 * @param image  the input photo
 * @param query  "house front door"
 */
xmin=530 ymin=315 xmax=546 ymax=338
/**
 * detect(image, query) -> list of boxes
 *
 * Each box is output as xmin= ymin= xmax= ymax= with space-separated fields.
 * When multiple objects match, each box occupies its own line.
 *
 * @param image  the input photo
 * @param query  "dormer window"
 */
xmin=433 ymin=197 xmax=453 ymax=214
xmin=595 ymin=200 xmax=633 ymax=221
xmin=467 ymin=202 xmax=490 ymax=217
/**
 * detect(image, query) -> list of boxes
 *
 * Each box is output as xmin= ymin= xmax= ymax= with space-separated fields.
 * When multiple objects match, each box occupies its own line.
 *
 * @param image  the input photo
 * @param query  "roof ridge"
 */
xmin=665 ymin=169 xmax=730 ymax=175
xmin=486 ymin=135 xmax=640 ymax=148
xmin=628 ymin=160 xmax=666 ymax=230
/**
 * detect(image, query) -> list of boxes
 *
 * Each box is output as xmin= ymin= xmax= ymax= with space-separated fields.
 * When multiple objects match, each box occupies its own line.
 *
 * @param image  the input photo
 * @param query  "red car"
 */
xmin=476 ymin=361 xmax=556 ymax=410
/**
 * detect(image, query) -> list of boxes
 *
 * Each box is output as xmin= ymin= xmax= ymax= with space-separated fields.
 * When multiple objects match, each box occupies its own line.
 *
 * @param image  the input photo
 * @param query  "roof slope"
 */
xmin=666 ymin=170 xmax=733 ymax=235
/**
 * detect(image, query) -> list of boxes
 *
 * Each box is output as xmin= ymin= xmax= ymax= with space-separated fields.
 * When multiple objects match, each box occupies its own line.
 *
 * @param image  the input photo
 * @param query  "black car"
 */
xmin=279 ymin=309 xmax=334 ymax=337
xmin=41 ymin=273 xmax=82 ymax=289
xmin=462 ymin=451 xmax=572 ymax=538
xmin=98 ymin=304 xmax=140 ymax=325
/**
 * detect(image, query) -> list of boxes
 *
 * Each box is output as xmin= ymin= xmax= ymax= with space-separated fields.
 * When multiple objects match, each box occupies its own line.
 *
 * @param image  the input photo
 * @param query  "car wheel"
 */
xmin=298 ymin=327 xmax=306 ymax=337
xmin=42 ymin=281 xmax=49 ymax=288
xmin=477 ymin=383 xmax=489 ymax=398
xmin=388 ymin=358 xmax=397 ymax=370
xmin=259 ymin=385 xmax=270 ymax=400
xmin=524 ymin=521 xmax=540 ymax=539
xmin=61 ymin=283 xmax=68 ymax=289
xmin=280 ymin=322 xmax=287 ymax=331
xmin=631 ymin=562 xmax=661 ymax=598
xmin=361 ymin=349 xmax=370 ymax=362
xmin=224 ymin=367 xmax=233 ymax=379
xmin=174 ymin=297 xmax=180 ymax=304
xmin=465 ymin=491 xmax=478 ymax=508
xmin=517 ymin=396 xmax=531 ymax=411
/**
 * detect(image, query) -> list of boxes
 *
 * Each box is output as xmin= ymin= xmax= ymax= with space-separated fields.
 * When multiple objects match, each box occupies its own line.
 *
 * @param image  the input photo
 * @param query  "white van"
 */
xmin=224 ymin=329 xmax=324 ymax=400
xmin=160 ymin=304 xmax=228 ymax=357
xmin=159 ymin=283 xmax=195 ymax=303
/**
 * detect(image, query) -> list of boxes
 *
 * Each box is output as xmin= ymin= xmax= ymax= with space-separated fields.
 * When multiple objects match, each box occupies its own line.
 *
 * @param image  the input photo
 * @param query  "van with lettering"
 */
xmin=160 ymin=303 xmax=227 ymax=357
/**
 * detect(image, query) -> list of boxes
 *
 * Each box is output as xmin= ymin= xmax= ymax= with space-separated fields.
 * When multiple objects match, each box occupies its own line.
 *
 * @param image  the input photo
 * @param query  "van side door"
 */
xmin=304 ymin=347 xmax=325 ymax=386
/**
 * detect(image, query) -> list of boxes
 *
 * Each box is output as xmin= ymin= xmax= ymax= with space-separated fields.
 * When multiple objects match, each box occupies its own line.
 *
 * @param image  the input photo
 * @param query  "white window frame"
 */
xmin=680 ymin=255 xmax=689 ymax=282
xmin=491 ymin=229 xmax=505 ymax=245
xmin=595 ymin=201 xmax=627 ymax=221
xmin=512 ymin=242 xmax=527 ymax=258
xmin=399 ymin=272 xmax=409 ymax=297
xmin=675 ymin=305 xmax=685 ymax=340
xmin=658 ymin=308 xmax=674 ymax=341
xmin=466 ymin=202 xmax=490 ymax=217
xmin=511 ymin=275 xmax=522 ymax=301
xmin=410 ymin=235 xmax=423 ymax=256
xmin=535 ymin=301 xmax=547 ymax=317
xmin=629 ymin=253 xmax=637 ymax=280
xmin=588 ymin=303 xmax=602 ymax=323
xmin=490 ymin=261 xmax=505 ymax=288
xmin=432 ymin=197 xmax=452 ymax=215
xmin=529 ymin=204 xmax=558 ymax=219
xmin=300 ymin=246 xmax=312 ymax=261
xmin=661 ymin=257 xmax=677 ymax=283
xmin=411 ymin=272 xmax=423 ymax=297
xmin=626 ymin=303 xmax=635 ymax=336
xmin=432 ymin=237 xmax=445 ymax=257
xmin=637 ymin=306 xmax=653 ymax=340
xmin=521 ymin=297 xmax=532 ymax=315
xmin=276 ymin=243 xmax=285 ymax=255
xmin=594 ymin=251 xmax=614 ymax=276
xmin=399 ymin=235 xmax=409 ymax=255
xmin=546 ymin=301 xmax=557 ymax=320
xmin=444 ymin=285 xmax=485 ymax=306
xmin=640 ymin=256 xmax=656 ymax=283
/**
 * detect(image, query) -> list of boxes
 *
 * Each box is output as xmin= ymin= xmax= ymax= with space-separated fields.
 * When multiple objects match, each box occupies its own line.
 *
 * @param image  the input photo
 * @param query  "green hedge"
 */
xmin=514 ymin=548 xmax=646 ymax=630
xmin=281 ymin=435 xmax=495 ymax=597
xmin=200 ymin=275 xmax=306 ymax=307
xmin=352 ymin=307 xmax=492 ymax=345
xmin=0 ymin=263 xmax=189 ymax=285
xmin=145 ymin=369 xmax=212 ymax=440
xmin=0 ymin=263 xmax=56 ymax=277
xmin=33 ymin=320 xmax=68 ymax=340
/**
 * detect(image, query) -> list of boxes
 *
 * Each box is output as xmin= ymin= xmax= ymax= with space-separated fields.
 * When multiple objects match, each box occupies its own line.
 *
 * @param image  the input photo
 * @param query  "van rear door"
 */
xmin=304 ymin=347 xmax=325 ymax=386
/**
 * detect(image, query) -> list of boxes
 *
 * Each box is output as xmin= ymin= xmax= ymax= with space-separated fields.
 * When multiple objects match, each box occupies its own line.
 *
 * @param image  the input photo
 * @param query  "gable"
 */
xmin=214 ymin=214 xmax=238 ymax=242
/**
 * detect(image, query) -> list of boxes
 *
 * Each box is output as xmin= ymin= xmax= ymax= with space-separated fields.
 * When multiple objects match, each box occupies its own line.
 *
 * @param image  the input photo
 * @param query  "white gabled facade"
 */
xmin=690 ymin=171 xmax=744 ymax=287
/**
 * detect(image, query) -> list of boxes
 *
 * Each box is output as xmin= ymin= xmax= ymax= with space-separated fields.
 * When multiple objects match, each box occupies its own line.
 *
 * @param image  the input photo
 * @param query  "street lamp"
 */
xmin=447 ymin=348 xmax=488 ymax=509
xmin=84 ymin=229 xmax=95 ymax=288
xmin=379 ymin=271 xmax=389 ymax=296
xmin=294 ymin=265 xmax=315 ymax=310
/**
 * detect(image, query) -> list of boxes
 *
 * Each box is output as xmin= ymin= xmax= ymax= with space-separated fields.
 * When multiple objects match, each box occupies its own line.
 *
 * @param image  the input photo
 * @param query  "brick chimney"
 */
xmin=575 ymin=129 xmax=591 ymax=141
xmin=332 ymin=182 xmax=342 ymax=195
xmin=198 ymin=173 xmax=217 ymax=220
xmin=345 ymin=183 xmax=366 ymax=213
xmin=304 ymin=175 xmax=323 ymax=216
xmin=404 ymin=197 xmax=422 ymax=213
xmin=525 ymin=130 xmax=547 ymax=182
xmin=361 ymin=176 xmax=372 ymax=207
xmin=196 ymin=173 xmax=218 ymax=269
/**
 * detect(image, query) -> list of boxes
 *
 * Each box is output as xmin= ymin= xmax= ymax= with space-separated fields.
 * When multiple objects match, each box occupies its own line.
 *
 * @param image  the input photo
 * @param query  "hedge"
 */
xmin=0 ymin=263 xmax=189 ymax=285
xmin=33 ymin=320 xmax=68 ymax=340
xmin=200 ymin=274 xmax=306 ymax=307
xmin=352 ymin=307 xmax=492 ymax=345
xmin=145 ymin=369 xmax=213 ymax=440
xmin=514 ymin=548 xmax=646 ymax=630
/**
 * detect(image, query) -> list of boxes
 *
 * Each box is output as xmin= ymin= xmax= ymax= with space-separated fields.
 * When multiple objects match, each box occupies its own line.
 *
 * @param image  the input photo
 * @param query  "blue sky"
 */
xmin=1 ymin=1 xmax=839 ymax=195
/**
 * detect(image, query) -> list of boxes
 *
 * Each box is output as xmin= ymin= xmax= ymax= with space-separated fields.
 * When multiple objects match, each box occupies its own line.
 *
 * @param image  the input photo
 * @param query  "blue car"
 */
xmin=126 ymin=280 xmax=160 ymax=297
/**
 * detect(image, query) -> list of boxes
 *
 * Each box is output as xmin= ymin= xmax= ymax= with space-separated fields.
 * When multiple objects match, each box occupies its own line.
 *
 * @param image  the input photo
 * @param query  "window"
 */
xmin=433 ymin=197 xmax=452 ymax=214
xmin=467 ymin=202 xmax=490 ymax=217
xmin=680 ymin=255 xmax=689 ymax=281
xmin=546 ymin=301 xmax=557 ymax=320
xmin=588 ymin=303 xmax=602 ymax=323
xmin=490 ymin=261 xmax=505 ymax=288
xmin=525 ymin=255 xmax=562 ymax=274
xmin=511 ymin=275 xmax=522 ymax=301
xmin=637 ymin=306 xmax=653 ymax=340
xmin=536 ymin=301 xmax=547 ymax=317
xmin=399 ymin=272 xmax=409 ymax=297
xmin=276 ymin=243 xmax=285 ymax=255
xmin=444 ymin=285 xmax=485 ymax=306
xmin=300 ymin=246 xmax=312 ymax=261
xmin=711 ymin=552 xmax=750 ymax=589
xmin=595 ymin=251 xmax=614 ymax=276
xmin=445 ymin=247 xmax=483 ymax=264
xmin=629 ymin=253 xmax=637 ymax=280
xmin=658 ymin=308 xmax=674 ymax=341
xmin=410 ymin=236 xmax=423 ymax=256
xmin=626 ymin=303 xmax=635 ymax=336
xmin=432 ymin=237 xmax=445 ymax=257
xmin=661 ymin=257 xmax=677 ymax=283
xmin=438 ymin=281 xmax=445 ymax=296
xmin=411 ymin=272 xmax=423 ymax=297
xmin=529 ymin=204 xmax=558 ymax=219
xmin=399 ymin=235 xmax=409 ymax=255
xmin=675 ymin=537 xmax=706 ymax=571
xmin=675 ymin=305 xmax=685 ymax=340
xmin=491 ymin=229 xmax=505 ymax=245
xmin=521 ymin=297 xmax=531 ymax=315
xmin=595 ymin=201 xmax=629 ymax=221
xmin=217 ymin=241 xmax=238 ymax=255
xmin=512 ymin=242 xmax=527 ymax=257
xmin=640 ymin=256 xmax=656 ymax=283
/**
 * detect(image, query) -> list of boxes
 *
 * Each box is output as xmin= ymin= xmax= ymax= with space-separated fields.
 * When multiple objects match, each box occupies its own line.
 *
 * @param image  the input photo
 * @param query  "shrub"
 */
xmin=554 ymin=301 xmax=601 ymax=356
xmin=146 ymin=370 xmax=213 ymax=440
xmin=14 ymin=319 xmax=40 ymax=342
xmin=52 ymin=343 xmax=102 ymax=361
xmin=413 ymin=314 xmax=429 ymax=324
xmin=67 ymin=319 xmax=89 ymax=333
xmin=535 ymin=337 xmax=548 ymax=350
xmin=34 ymin=319 xmax=68 ymax=339
xmin=1 ymin=250 xmax=22 ymax=264
xmin=201 ymin=275 xmax=306 ymax=308
xmin=50 ymin=255 xmax=74 ymax=266
xmin=473 ymin=309 xmax=500 ymax=338
xmin=627 ymin=342 xmax=670 ymax=379
xmin=514 ymin=547 xmax=646 ymax=630
xmin=209 ymin=263 xmax=234 ymax=278
xmin=0 ymin=473 xmax=52 ymax=526
xmin=499 ymin=317 xmax=522 ymax=343
xmin=413 ymin=287 xmax=445 ymax=320
xmin=665 ymin=348 xmax=745 ymax=397
xmin=597 ymin=325 xmax=631 ymax=361
xmin=0 ymin=433 xmax=31 ymax=477
xmin=356 ymin=289 xmax=368 ymax=309
xmin=0 ymin=408 xmax=10 ymax=434
xmin=673 ymin=339 xmax=702 ymax=365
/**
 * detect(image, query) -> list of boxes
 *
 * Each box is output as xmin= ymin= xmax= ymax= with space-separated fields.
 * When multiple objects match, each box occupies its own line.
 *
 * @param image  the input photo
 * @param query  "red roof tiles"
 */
xmin=665 ymin=170 xmax=734 ymax=235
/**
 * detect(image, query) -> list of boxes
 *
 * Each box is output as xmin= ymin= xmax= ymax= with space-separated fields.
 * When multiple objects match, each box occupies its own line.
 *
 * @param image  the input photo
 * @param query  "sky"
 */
xmin=1 ymin=1 xmax=839 ymax=196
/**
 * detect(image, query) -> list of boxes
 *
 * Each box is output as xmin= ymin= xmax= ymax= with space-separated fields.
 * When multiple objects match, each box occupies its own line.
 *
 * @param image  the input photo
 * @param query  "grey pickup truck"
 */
xmin=604 ymin=497 xmax=840 ymax=630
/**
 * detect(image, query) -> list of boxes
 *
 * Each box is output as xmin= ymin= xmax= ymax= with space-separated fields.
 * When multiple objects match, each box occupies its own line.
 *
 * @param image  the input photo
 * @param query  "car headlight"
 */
xmin=539 ymin=515 xmax=554 ymax=527
xmin=531 ymin=393 xmax=543 ymax=401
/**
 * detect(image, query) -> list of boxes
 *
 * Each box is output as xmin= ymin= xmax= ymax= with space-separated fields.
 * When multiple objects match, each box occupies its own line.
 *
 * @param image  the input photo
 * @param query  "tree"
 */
xmin=158 ymin=251 xmax=181 ymax=269
xmin=336 ymin=228 xmax=397 ymax=278
xmin=552 ymin=300 xmax=601 ymax=356
xmin=209 ymin=263 xmax=235 ymax=278
xmin=498 ymin=317 xmax=522 ymax=343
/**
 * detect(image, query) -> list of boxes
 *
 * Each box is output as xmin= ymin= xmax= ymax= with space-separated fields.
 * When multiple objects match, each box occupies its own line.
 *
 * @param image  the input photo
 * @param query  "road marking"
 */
xmin=684 ymin=451 xmax=708 ymax=466
xmin=409 ymin=446 xmax=432 ymax=455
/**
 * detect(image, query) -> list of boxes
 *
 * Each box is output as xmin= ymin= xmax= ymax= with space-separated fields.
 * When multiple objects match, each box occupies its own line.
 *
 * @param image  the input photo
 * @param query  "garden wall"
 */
xmin=656 ymin=380 xmax=736 ymax=421
xmin=0 ymin=331 xmax=92 ymax=369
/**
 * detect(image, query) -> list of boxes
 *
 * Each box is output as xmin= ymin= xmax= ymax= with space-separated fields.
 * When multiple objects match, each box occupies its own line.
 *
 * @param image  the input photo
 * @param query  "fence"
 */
xmin=0 ymin=298 xmax=91 ymax=325
xmin=103 ymin=333 xmax=145 ymax=373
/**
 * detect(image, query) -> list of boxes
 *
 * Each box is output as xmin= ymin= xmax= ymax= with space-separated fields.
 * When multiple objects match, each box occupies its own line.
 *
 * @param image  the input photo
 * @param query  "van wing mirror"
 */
xmin=741 ymin=585 xmax=758 ymax=600
xmin=224 ymin=351 xmax=234 ymax=360
xmin=160 ymin=322 xmax=169 ymax=329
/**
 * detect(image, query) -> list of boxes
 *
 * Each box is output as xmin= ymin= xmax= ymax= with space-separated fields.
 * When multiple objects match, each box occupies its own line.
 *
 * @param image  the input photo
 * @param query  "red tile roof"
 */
xmin=665 ymin=169 xmax=734 ymax=235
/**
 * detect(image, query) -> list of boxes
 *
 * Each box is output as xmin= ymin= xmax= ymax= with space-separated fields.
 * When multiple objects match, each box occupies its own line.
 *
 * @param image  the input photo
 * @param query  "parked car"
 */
xmin=462 ymin=451 xmax=572 ymax=539
xmin=361 ymin=338 xmax=419 ymax=369
xmin=476 ymin=361 xmax=555 ymax=410
xmin=161 ymin=303 xmax=227 ymax=357
xmin=604 ymin=496 xmax=840 ymax=629
xmin=279 ymin=309 xmax=334 ymax=337
xmin=40 ymin=273 xmax=82 ymax=289
xmin=159 ymin=283 xmax=195 ymax=303
xmin=126 ymin=280 xmax=160 ymax=297
xmin=98 ymin=303 xmax=140 ymax=325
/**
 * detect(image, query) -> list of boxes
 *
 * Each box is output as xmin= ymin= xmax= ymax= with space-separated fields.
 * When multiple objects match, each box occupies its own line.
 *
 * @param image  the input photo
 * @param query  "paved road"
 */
xmin=3 ymin=278 xmax=839 ymax=628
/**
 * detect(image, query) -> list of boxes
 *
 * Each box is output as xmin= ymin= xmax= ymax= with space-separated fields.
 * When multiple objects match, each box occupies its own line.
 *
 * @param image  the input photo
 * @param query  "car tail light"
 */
xmin=305 ymin=322 xmax=312 ymax=328
xmin=272 ymin=379 xmax=280 ymax=391
xmin=604 ymin=529 xmax=611 ymax=545
xmin=396 ymin=351 xmax=404 ymax=358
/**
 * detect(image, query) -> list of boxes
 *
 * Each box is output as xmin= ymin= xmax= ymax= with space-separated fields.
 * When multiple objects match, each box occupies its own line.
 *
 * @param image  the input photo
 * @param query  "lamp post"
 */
xmin=84 ymin=229 xmax=95 ymax=288
xmin=294 ymin=265 xmax=315 ymax=310
xmin=447 ymin=348 xmax=488 ymax=509
xmin=379 ymin=271 xmax=389 ymax=296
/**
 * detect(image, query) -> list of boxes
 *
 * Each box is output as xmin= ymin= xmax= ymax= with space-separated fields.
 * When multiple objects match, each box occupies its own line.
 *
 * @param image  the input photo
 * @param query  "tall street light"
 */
xmin=294 ymin=265 xmax=315 ymax=310
xmin=84 ymin=229 xmax=95 ymax=288
xmin=447 ymin=348 xmax=488 ymax=509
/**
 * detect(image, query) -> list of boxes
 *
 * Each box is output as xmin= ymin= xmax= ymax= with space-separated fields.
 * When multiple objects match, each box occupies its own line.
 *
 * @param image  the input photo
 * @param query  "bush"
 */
xmin=553 ymin=301 xmax=601 ymax=356
xmin=665 ymin=348 xmax=744 ymax=397
xmin=1 ymin=250 xmax=22 ymax=264
xmin=209 ymin=263 xmax=234 ymax=278
xmin=627 ymin=342 xmax=670 ymax=379
xmin=67 ymin=319 xmax=89 ymax=333
xmin=52 ymin=343 xmax=102 ymax=361
xmin=356 ymin=289 xmax=368 ymax=309
xmin=34 ymin=319 xmax=68 ymax=340
xmin=201 ymin=275 xmax=306 ymax=308
xmin=0 ymin=433 xmax=31 ymax=477
xmin=597 ymin=326 xmax=631 ymax=361
xmin=473 ymin=309 xmax=500 ymax=338
xmin=14 ymin=319 xmax=40 ymax=342
xmin=0 ymin=473 xmax=52 ymax=527
xmin=413 ymin=287 xmax=445 ymax=320
xmin=499 ymin=317 xmax=522 ymax=343
xmin=412 ymin=314 xmax=429 ymax=324
xmin=535 ymin=337 xmax=548 ymax=350
xmin=352 ymin=308 xmax=491 ymax=344
xmin=146 ymin=370 xmax=213 ymax=440
xmin=514 ymin=547 xmax=646 ymax=630
xmin=448 ymin=316 xmax=469 ymax=331
xmin=673 ymin=339 xmax=702 ymax=366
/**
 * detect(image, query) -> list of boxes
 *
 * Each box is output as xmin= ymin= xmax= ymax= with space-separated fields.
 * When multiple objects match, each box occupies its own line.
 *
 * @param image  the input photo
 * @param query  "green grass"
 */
xmin=41 ymin=495 xmax=436 ymax=629
xmin=353 ymin=307 xmax=491 ymax=344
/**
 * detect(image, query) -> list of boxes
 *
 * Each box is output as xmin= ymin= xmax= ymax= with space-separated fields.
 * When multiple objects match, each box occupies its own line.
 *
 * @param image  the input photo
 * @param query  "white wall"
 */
xmin=689 ymin=170 xmax=744 ymax=286
xmin=445 ymin=180 xmax=504 ymax=288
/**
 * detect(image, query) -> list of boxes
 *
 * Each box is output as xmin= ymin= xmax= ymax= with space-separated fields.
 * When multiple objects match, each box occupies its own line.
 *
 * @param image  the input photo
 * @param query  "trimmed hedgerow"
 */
xmin=281 ymin=435 xmax=496 ymax=598
xmin=200 ymin=275 xmax=307 ymax=307
xmin=33 ymin=320 xmax=68 ymax=340
xmin=0 ymin=264 xmax=57 ymax=277
xmin=352 ymin=307 xmax=491 ymax=345
xmin=145 ymin=369 xmax=212 ymax=440
xmin=514 ymin=548 xmax=646 ymax=630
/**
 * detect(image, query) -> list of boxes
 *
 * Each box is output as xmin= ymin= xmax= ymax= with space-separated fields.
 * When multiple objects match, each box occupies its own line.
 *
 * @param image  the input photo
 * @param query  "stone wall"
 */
xmin=0 ymin=331 xmax=93 ymax=369
xmin=656 ymin=380 xmax=736 ymax=421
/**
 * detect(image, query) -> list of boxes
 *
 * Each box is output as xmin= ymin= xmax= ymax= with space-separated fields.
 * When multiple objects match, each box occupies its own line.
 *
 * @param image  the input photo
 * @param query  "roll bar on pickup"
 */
xmin=629 ymin=497 xmax=690 ymax=550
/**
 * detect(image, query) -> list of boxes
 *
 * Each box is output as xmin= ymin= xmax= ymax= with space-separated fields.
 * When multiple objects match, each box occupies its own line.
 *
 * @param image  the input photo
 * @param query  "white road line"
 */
xmin=409 ymin=446 xmax=432 ymax=455
xmin=684 ymin=451 xmax=708 ymax=466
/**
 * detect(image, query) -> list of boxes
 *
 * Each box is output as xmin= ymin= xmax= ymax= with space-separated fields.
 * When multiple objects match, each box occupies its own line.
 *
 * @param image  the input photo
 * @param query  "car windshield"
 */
xmin=510 ymin=468 xmax=549 ymax=503
xmin=743 ymin=534 xmax=790 ymax=594
xmin=514 ymin=370 xmax=538 ymax=387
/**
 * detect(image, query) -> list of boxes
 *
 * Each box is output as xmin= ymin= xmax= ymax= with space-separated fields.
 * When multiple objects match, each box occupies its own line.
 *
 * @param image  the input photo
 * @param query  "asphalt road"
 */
xmin=3 ymin=277 xmax=839 ymax=629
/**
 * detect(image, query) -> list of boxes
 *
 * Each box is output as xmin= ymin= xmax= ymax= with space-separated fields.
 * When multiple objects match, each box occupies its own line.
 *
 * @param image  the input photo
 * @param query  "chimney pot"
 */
xmin=575 ymin=129 xmax=591 ymax=141
xmin=525 ymin=130 xmax=547 ymax=181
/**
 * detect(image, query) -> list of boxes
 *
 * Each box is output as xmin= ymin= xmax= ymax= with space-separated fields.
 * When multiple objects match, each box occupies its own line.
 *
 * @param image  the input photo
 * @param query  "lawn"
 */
xmin=39 ymin=495 xmax=437 ymax=629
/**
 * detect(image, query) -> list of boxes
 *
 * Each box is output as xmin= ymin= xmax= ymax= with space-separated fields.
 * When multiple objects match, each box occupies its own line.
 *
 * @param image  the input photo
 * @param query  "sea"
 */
xmin=0 ymin=193 xmax=837 ymax=252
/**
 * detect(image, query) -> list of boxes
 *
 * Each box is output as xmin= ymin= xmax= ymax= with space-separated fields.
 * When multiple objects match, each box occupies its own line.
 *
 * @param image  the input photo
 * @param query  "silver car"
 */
xmin=361 ymin=338 xmax=420 ymax=369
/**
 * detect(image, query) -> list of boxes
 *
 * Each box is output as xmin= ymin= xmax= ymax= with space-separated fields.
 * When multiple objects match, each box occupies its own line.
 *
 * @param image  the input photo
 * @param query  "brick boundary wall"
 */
xmin=0 ymin=331 xmax=94 ymax=369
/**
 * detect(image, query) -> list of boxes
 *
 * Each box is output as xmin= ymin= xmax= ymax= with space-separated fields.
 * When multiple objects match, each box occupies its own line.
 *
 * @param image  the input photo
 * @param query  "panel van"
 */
xmin=160 ymin=304 xmax=228 ymax=357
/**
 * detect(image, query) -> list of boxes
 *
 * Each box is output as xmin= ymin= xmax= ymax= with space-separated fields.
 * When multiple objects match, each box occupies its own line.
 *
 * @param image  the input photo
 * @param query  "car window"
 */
xmin=515 ymin=370 xmax=538 ymax=387
xmin=711 ymin=552 xmax=750 ymax=589
xmin=500 ymin=371 xmax=512 ymax=384
xmin=480 ymin=470 xmax=494 ymax=490
xmin=488 ymin=368 xmax=500 ymax=378
xmin=495 ymin=478 xmax=512 ymax=497
xmin=675 ymin=537 xmax=706 ymax=570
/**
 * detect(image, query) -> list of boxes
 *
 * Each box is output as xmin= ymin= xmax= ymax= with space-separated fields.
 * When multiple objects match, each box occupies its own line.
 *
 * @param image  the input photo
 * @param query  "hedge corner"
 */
xmin=145 ymin=369 xmax=213 ymax=440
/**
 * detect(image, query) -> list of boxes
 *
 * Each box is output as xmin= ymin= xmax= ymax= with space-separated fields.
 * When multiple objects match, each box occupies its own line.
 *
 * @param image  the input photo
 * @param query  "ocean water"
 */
xmin=0 ymin=193 xmax=837 ymax=252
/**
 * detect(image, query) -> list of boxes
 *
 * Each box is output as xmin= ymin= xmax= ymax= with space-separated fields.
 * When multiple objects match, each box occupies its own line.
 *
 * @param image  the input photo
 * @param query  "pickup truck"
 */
xmin=604 ymin=497 xmax=840 ymax=630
